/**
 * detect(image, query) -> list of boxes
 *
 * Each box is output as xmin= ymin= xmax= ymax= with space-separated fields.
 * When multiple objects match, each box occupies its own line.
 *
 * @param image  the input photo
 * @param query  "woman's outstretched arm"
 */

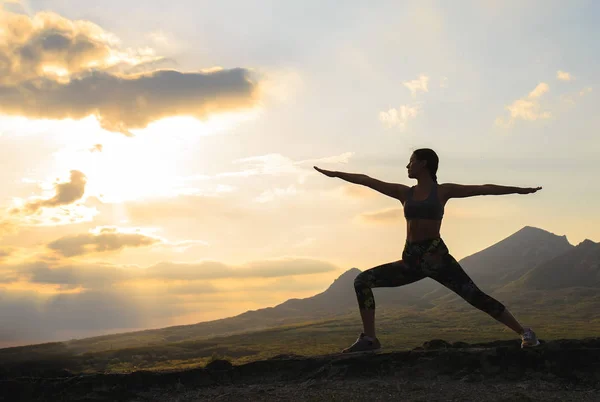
xmin=442 ymin=183 xmax=542 ymax=199
xmin=314 ymin=166 xmax=409 ymax=202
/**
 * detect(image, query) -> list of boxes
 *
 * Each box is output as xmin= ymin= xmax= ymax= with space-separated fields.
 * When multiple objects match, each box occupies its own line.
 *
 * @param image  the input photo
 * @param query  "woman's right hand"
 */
xmin=314 ymin=166 xmax=337 ymax=177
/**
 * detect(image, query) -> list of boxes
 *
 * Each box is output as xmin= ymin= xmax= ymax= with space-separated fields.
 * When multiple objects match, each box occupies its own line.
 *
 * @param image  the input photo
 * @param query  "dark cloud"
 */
xmin=0 ymin=10 xmax=260 ymax=135
xmin=20 ymin=261 xmax=136 ymax=289
xmin=0 ymin=10 xmax=111 ymax=85
xmin=11 ymin=170 xmax=86 ymax=215
xmin=47 ymin=227 xmax=159 ymax=257
xmin=27 ymin=263 xmax=78 ymax=286
xmin=0 ymin=69 xmax=258 ymax=135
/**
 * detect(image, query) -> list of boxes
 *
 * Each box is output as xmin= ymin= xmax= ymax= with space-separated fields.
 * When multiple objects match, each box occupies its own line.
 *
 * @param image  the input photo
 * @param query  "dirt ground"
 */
xmin=132 ymin=377 xmax=600 ymax=402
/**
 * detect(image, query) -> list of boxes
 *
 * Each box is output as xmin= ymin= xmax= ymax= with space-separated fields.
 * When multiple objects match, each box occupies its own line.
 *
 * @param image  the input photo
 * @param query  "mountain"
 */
xmin=513 ymin=239 xmax=600 ymax=290
xmin=457 ymin=226 xmax=574 ymax=289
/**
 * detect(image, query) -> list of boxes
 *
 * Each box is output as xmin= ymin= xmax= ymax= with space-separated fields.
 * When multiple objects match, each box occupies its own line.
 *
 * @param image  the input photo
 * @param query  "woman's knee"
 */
xmin=353 ymin=271 xmax=371 ymax=290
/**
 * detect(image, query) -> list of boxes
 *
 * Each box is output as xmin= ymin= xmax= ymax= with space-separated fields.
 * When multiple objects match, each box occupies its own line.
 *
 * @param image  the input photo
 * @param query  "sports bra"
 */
xmin=403 ymin=183 xmax=444 ymax=220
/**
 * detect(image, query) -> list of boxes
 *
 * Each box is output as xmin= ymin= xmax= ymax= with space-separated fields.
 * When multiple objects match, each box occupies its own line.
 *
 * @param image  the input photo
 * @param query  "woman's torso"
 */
xmin=403 ymin=183 xmax=447 ymax=242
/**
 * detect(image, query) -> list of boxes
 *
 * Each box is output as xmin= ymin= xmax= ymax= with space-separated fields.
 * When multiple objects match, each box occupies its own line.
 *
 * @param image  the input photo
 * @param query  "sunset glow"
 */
xmin=0 ymin=1 xmax=598 ymax=347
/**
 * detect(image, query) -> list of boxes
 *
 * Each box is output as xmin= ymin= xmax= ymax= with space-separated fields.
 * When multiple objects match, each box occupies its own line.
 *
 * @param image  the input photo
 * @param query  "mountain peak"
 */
xmin=578 ymin=239 xmax=598 ymax=248
xmin=324 ymin=268 xmax=361 ymax=293
xmin=333 ymin=268 xmax=361 ymax=282
xmin=514 ymin=226 xmax=567 ymax=240
xmin=457 ymin=226 xmax=574 ymax=288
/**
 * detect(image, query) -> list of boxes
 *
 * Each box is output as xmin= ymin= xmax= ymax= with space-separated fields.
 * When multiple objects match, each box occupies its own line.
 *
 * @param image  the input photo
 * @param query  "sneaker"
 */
xmin=342 ymin=333 xmax=381 ymax=353
xmin=521 ymin=328 xmax=540 ymax=348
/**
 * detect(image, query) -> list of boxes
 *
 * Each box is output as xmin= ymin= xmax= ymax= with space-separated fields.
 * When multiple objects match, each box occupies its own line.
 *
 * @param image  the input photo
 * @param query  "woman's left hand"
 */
xmin=518 ymin=187 xmax=543 ymax=194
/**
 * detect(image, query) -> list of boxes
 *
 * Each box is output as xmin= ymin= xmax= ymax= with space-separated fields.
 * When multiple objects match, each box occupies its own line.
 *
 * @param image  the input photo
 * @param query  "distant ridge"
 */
xmin=516 ymin=238 xmax=600 ymax=290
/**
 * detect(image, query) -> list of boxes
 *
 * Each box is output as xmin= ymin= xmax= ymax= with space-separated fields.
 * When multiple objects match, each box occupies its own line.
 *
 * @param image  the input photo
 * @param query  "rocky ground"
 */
xmin=2 ymin=338 xmax=599 ymax=401
xmin=133 ymin=378 xmax=599 ymax=402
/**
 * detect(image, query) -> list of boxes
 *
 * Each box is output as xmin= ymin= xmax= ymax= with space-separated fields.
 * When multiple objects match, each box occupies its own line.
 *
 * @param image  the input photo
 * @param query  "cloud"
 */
xmin=358 ymin=207 xmax=404 ymax=224
xmin=153 ymin=239 xmax=209 ymax=253
xmin=4 ymin=255 xmax=338 ymax=288
xmin=146 ymin=257 xmax=338 ymax=280
xmin=218 ymin=152 xmax=354 ymax=184
xmin=342 ymin=185 xmax=377 ymax=199
xmin=556 ymin=70 xmax=573 ymax=81
xmin=11 ymin=170 xmax=87 ymax=215
xmin=0 ymin=246 xmax=16 ymax=261
xmin=379 ymin=104 xmax=420 ymax=130
xmin=0 ymin=10 xmax=260 ymax=135
xmin=297 ymin=152 xmax=354 ymax=166
xmin=0 ymin=219 xmax=17 ymax=238
xmin=254 ymin=185 xmax=299 ymax=203
xmin=23 ymin=261 xmax=135 ymax=288
xmin=403 ymin=74 xmax=429 ymax=97
xmin=118 ymin=194 xmax=250 ymax=226
xmin=495 ymin=82 xmax=551 ymax=127
xmin=560 ymin=86 xmax=593 ymax=106
xmin=0 ymin=254 xmax=339 ymax=346
xmin=505 ymin=99 xmax=551 ymax=121
xmin=528 ymin=82 xmax=549 ymax=98
xmin=0 ymin=259 xmax=135 ymax=290
xmin=147 ymin=30 xmax=171 ymax=47
xmin=164 ymin=281 xmax=220 ymax=296
xmin=0 ymin=0 xmax=23 ymax=11
xmin=0 ymin=69 xmax=258 ymax=136
xmin=227 ymin=154 xmax=303 ymax=177
xmin=47 ymin=227 xmax=160 ymax=257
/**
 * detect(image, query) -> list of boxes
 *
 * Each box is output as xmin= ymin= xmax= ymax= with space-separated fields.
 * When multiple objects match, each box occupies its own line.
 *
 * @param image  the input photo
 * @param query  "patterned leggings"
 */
xmin=354 ymin=238 xmax=506 ymax=318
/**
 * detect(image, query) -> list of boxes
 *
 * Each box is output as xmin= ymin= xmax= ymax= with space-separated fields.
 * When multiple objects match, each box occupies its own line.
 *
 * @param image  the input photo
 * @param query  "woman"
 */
xmin=314 ymin=148 xmax=541 ymax=353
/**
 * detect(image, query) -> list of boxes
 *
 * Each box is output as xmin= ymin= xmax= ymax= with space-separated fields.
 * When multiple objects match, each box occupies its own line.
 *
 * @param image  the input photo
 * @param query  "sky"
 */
xmin=0 ymin=0 xmax=598 ymax=347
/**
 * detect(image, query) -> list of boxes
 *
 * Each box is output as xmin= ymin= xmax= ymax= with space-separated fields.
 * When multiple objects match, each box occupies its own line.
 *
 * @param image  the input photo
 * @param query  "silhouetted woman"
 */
xmin=314 ymin=148 xmax=541 ymax=353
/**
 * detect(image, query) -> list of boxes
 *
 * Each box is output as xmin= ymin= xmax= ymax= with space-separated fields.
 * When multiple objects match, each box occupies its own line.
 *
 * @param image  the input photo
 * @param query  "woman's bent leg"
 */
xmin=353 ymin=260 xmax=425 ymax=338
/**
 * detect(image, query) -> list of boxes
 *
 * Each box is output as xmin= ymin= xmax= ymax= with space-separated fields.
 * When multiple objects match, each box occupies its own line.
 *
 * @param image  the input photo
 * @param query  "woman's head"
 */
xmin=407 ymin=148 xmax=439 ymax=181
